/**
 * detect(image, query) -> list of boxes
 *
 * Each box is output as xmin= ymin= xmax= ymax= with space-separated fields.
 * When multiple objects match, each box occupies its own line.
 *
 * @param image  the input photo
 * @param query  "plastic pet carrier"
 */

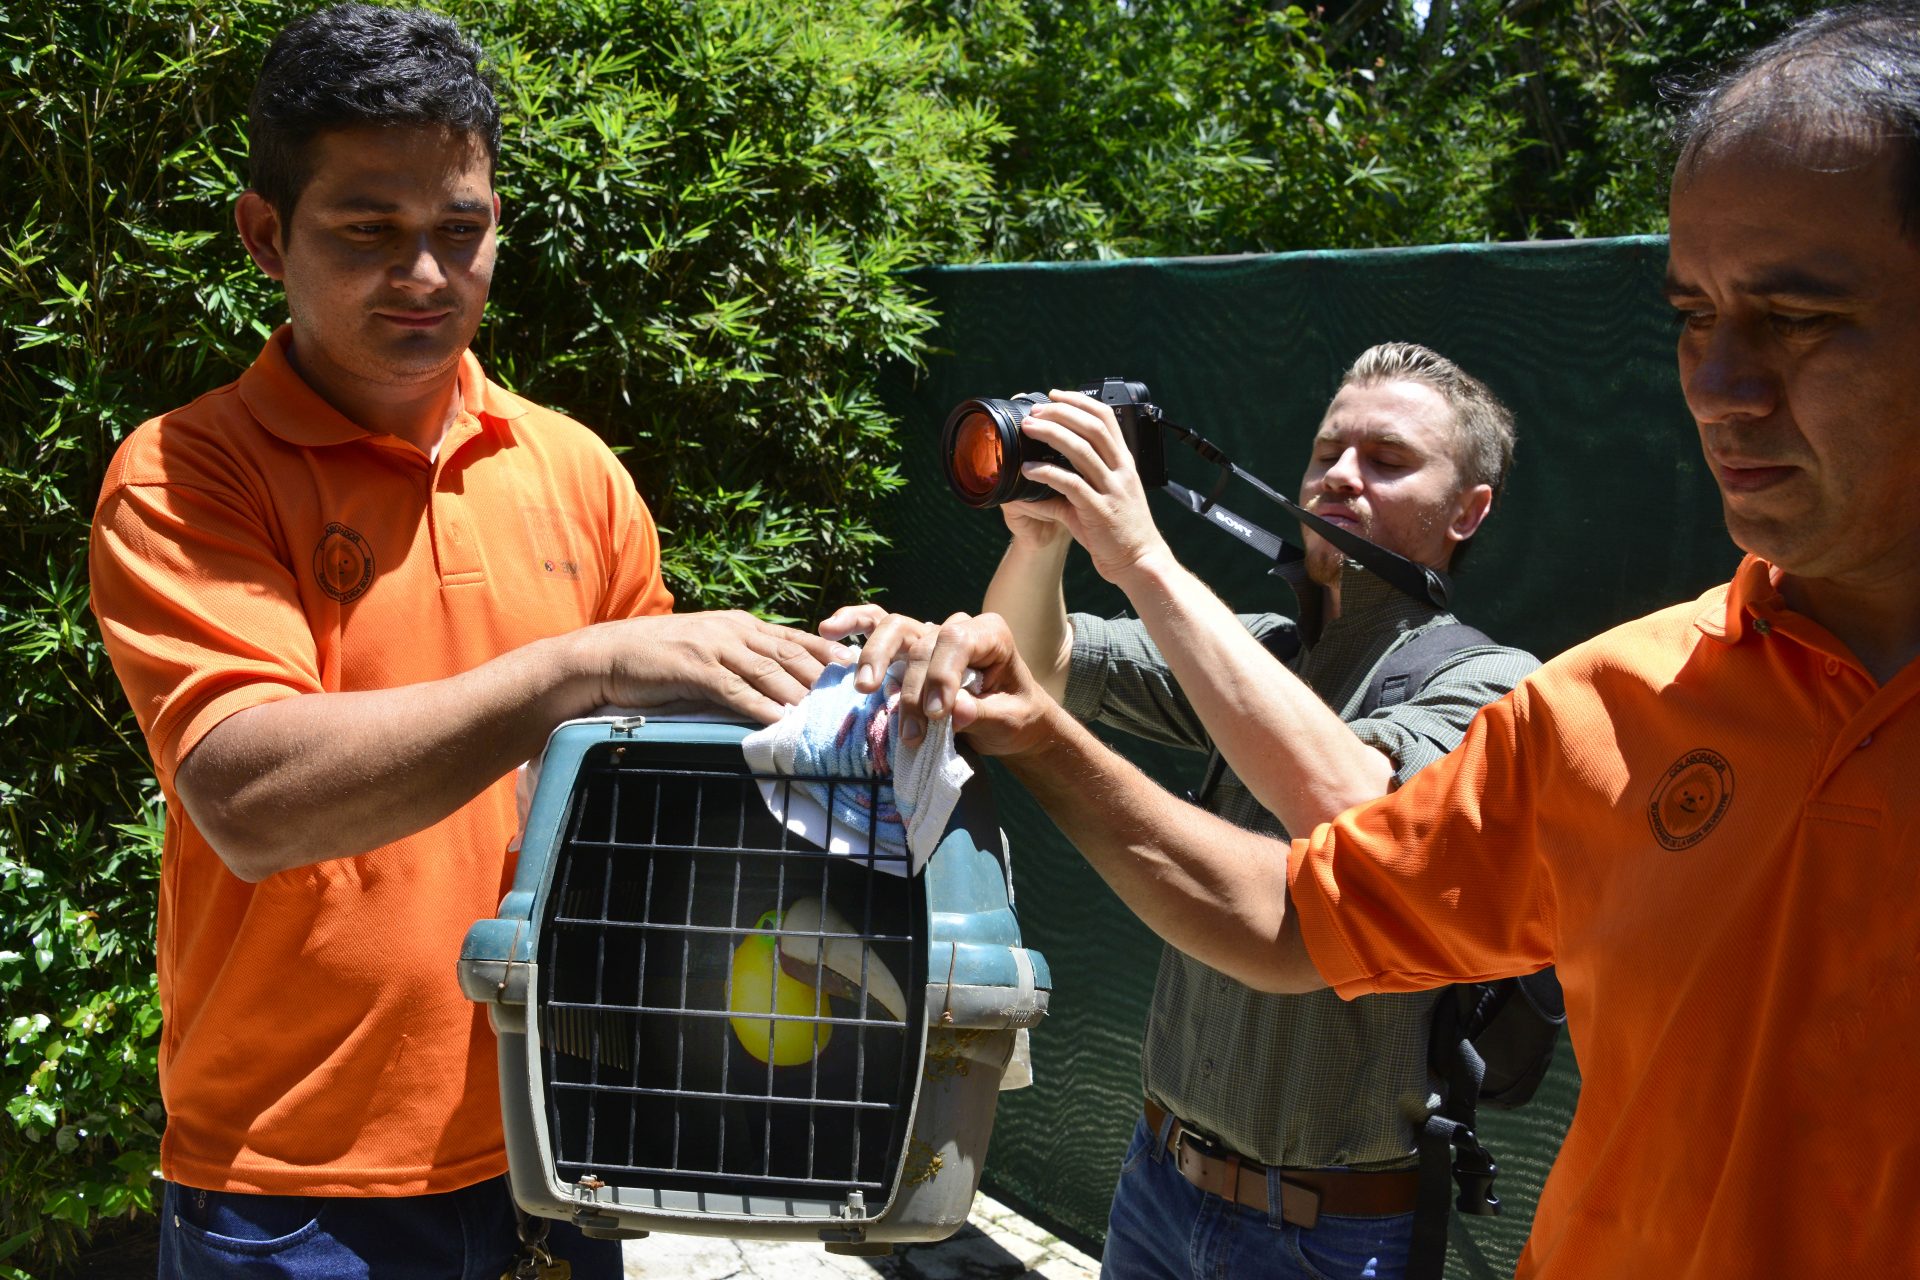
xmin=459 ymin=717 xmax=1051 ymax=1253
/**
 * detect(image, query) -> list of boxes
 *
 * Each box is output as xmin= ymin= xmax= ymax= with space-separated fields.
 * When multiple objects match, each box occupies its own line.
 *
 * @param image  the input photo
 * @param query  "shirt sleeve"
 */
xmin=597 ymin=481 xmax=674 ymax=622
xmin=89 ymin=481 xmax=319 ymax=790
xmin=1063 ymin=610 xmax=1298 ymax=754
xmin=1347 ymin=643 xmax=1541 ymax=786
xmin=1287 ymin=682 xmax=1559 ymax=998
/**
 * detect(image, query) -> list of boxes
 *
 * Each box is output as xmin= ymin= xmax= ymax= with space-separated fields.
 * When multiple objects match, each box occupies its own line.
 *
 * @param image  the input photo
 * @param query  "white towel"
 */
xmin=741 ymin=657 xmax=975 ymax=876
xmin=891 ymin=684 xmax=975 ymax=865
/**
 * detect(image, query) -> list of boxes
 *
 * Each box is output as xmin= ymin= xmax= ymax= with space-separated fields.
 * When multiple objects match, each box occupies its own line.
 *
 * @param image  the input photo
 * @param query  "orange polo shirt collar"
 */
xmin=1696 ymin=553 xmax=1872 ymax=678
xmin=237 ymin=325 xmax=530 ymax=451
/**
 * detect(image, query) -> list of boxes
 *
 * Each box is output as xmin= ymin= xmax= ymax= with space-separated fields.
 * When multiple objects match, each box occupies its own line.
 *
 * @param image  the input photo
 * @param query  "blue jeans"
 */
xmin=158 ymin=1175 xmax=624 ymax=1279
xmin=1101 ymin=1114 xmax=1413 ymax=1280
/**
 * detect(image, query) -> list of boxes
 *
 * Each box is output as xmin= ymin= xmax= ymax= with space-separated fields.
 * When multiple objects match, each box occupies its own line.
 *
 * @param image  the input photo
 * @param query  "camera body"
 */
xmin=940 ymin=377 xmax=1164 ymax=508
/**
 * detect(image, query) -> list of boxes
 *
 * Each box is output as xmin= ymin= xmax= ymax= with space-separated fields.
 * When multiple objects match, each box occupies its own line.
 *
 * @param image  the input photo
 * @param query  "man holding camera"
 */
xmin=88 ymin=7 xmax=834 ymax=1276
xmin=836 ymin=343 xmax=1536 ymax=1278
xmin=867 ymin=5 xmax=1920 ymax=1276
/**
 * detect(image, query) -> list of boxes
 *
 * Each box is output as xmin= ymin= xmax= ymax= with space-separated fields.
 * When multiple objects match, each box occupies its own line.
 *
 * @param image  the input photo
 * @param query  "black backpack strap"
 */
xmin=1475 ymin=969 xmax=1568 ymax=1108
xmin=1409 ymin=984 xmax=1510 ymax=1280
xmin=1412 ymin=978 xmax=1567 ymax=1280
xmin=1188 ymin=619 xmax=1493 ymax=811
xmin=1368 ymin=621 xmax=1499 ymax=1280
xmin=1359 ymin=621 xmax=1496 ymax=719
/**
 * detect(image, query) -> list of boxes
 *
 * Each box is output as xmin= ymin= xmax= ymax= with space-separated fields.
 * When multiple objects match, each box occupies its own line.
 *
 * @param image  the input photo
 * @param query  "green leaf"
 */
xmin=6 ymin=1015 xmax=50 ymax=1045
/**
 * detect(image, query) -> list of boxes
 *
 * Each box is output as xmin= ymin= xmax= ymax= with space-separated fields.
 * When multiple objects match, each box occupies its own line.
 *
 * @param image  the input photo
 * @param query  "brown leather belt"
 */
xmin=1142 ymin=1099 xmax=1422 ymax=1229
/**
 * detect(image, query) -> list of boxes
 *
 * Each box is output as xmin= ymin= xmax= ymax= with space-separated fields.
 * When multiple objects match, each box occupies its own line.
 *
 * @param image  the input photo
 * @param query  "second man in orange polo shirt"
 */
xmin=878 ymin=5 xmax=1920 ymax=1278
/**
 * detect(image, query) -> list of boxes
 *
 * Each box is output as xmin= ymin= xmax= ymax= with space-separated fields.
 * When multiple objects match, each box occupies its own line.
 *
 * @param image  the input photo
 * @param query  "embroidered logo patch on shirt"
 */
xmin=523 ymin=506 xmax=582 ymax=580
xmin=1648 ymin=747 xmax=1734 ymax=850
xmin=313 ymin=522 xmax=375 ymax=603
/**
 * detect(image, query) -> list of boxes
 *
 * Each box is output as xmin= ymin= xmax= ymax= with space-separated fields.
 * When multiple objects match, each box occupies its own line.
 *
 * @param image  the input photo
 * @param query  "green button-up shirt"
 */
xmin=1063 ymin=562 xmax=1539 ymax=1169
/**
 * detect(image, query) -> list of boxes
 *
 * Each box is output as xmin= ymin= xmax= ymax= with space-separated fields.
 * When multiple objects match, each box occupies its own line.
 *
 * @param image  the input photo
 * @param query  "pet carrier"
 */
xmin=459 ymin=716 xmax=1051 ymax=1253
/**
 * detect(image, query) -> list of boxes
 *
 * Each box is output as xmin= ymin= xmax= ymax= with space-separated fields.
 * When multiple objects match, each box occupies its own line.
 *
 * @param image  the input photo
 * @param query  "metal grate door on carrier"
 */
xmin=461 ymin=717 xmax=1050 ymax=1254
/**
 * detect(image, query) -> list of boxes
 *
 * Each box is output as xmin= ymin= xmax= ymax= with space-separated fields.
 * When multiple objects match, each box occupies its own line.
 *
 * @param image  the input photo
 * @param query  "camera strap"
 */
xmin=1158 ymin=421 xmax=1454 ymax=611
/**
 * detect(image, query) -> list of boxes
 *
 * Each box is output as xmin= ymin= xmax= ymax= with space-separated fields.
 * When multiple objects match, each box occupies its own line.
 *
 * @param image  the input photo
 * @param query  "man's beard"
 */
xmin=1305 ymin=535 xmax=1346 ymax=587
xmin=1303 ymin=503 xmax=1446 ymax=586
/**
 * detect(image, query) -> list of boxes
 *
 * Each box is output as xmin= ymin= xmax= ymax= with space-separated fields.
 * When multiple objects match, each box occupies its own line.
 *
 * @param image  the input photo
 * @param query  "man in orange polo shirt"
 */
xmin=873 ymin=5 xmax=1920 ymax=1277
xmin=87 ymin=6 xmax=836 ymax=1276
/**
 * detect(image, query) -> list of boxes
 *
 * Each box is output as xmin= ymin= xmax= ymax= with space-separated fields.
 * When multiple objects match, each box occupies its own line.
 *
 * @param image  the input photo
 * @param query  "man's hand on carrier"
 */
xmin=171 ymin=611 xmax=834 ymax=880
xmin=1015 ymin=389 xmax=1174 ymax=587
xmin=588 ymin=611 xmax=841 ymax=724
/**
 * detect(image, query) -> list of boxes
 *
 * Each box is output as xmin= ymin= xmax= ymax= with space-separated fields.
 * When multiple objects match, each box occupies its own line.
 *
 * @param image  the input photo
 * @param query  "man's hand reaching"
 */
xmin=820 ymin=604 xmax=1065 ymax=756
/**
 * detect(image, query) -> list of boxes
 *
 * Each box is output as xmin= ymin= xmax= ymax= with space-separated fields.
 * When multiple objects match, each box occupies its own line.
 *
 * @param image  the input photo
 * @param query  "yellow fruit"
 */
xmin=728 ymin=908 xmax=832 ymax=1066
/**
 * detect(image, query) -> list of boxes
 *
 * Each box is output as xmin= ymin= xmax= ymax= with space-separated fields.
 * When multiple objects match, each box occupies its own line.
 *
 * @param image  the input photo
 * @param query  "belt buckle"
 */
xmin=1171 ymin=1124 xmax=1239 ymax=1203
xmin=1171 ymin=1120 xmax=1216 ymax=1169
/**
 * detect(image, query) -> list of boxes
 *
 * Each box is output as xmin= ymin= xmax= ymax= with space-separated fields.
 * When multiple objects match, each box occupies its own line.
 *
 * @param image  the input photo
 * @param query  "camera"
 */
xmin=940 ymin=377 xmax=1165 ymax=508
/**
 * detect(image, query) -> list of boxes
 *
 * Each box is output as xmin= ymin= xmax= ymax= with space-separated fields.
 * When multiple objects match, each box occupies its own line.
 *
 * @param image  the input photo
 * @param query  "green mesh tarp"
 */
xmin=872 ymin=236 xmax=1738 ymax=1275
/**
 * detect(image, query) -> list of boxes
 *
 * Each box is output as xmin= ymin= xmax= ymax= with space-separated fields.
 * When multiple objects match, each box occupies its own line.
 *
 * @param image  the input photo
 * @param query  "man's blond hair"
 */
xmin=1338 ymin=343 xmax=1515 ymax=569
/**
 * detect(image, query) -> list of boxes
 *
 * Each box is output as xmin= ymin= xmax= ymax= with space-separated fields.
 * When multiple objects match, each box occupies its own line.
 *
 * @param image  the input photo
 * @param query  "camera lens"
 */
xmin=947 ymin=408 xmax=1009 ymax=506
xmin=940 ymin=395 xmax=1054 ymax=508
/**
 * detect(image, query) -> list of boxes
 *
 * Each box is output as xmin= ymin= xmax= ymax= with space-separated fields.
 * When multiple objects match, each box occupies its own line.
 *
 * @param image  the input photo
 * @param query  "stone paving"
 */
xmin=622 ymin=1192 xmax=1099 ymax=1280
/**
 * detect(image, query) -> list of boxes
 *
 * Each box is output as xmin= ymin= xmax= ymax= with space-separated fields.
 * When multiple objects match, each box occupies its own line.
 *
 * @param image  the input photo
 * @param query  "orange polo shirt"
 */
xmin=90 ymin=328 xmax=673 ymax=1195
xmin=1288 ymin=555 xmax=1920 ymax=1277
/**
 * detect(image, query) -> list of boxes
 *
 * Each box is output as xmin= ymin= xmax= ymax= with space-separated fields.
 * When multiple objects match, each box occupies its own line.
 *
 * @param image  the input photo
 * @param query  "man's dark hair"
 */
xmin=1673 ymin=2 xmax=1920 ymax=237
xmin=248 ymin=3 xmax=501 ymax=220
